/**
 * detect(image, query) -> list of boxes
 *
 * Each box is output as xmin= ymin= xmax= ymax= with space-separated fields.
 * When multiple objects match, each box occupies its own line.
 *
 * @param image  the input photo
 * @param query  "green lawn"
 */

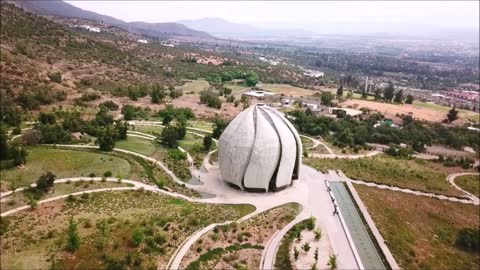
xmin=189 ymin=120 xmax=213 ymax=132
xmin=355 ymin=184 xmax=479 ymax=270
xmin=304 ymin=155 xmax=464 ymax=197
xmin=455 ymin=174 xmax=479 ymax=197
xmin=133 ymin=125 xmax=163 ymax=135
xmin=0 ymin=147 xmax=131 ymax=187
xmin=0 ymin=190 xmax=254 ymax=270
xmin=116 ymin=136 xmax=156 ymax=156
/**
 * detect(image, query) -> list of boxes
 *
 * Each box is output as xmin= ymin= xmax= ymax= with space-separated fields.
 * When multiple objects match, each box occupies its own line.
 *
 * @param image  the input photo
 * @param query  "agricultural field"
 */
xmin=455 ymin=175 xmax=480 ymax=197
xmin=0 ymin=190 xmax=255 ymax=270
xmin=304 ymin=155 xmax=468 ymax=197
xmin=180 ymin=203 xmax=301 ymax=269
xmin=177 ymin=80 xmax=210 ymax=94
xmin=0 ymin=147 xmax=131 ymax=189
xmin=0 ymin=181 xmax=131 ymax=213
xmin=340 ymin=99 xmax=480 ymax=125
xmin=260 ymin=84 xmax=316 ymax=98
xmin=355 ymin=185 xmax=480 ymax=270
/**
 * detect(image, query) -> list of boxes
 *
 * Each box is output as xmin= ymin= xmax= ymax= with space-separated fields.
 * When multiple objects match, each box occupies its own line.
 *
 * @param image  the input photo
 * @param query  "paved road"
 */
xmin=310 ymin=150 xmax=382 ymax=159
xmin=447 ymin=172 xmax=480 ymax=205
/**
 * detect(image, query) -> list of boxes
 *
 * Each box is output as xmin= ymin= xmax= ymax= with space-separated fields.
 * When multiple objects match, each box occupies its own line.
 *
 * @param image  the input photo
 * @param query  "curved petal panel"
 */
xmin=243 ymin=107 xmax=281 ymax=191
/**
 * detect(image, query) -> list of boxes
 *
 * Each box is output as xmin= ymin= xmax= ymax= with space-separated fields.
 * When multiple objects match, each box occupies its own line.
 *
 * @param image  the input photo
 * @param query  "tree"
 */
xmin=66 ymin=217 xmax=80 ymax=252
xmin=203 ymin=135 xmax=213 ymax=150
xmin=95 ymin=219 xmax=111 ymax=251
xmin=96 ymin=127 xmax=116 ymax=151
xmin=35 ymin=171 xmax=56 ymax=192
xmin=394 ymin=90 xmax=404 ymax=103
xmin=294 ymin=246 xmax=300 ymax=261
xmin=314 ymin=248 xmax=319 ymax=261
xmin=38 ymin=112 xmax=56 ymax=125
xmin=447 ymin=107 xmax=459 ymax=122
xmin=0 ymin=126 xmax=9 ymax=160
xmin=338 ymin=128 xmax=354 ymax=146
xmin=212 ymin=119 xmax=228 ymax=139
xmin=9 ymin=141 xmax=27 ymax=166
xmin=383 ymin=81 xmax=395 ymax=102
xmin=150 ymin=85 xmax=165 ymax=104
xmin=114 ymin=121 xmax=128 ymax=140
xmin=320 ymin=92 xmax=334 ymax=106
xmin=405 ymin=94 xmax=414 ymax=104
xmin=159 ymin=125 xmax=179 ymax=148
xmin=374 ymin=88 xmax=382 ymax=100
xmin=336 ymin=86 xmax=344 ymax=97
xmin=245 ymin=71 xmax=259 ymax=87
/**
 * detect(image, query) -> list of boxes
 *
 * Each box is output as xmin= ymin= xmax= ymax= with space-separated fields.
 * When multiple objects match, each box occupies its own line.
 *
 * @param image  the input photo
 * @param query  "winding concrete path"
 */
xmin=447 ymin=172 xmax=480 ymax=205
xmin=300 ymin=134 xmax=334 ymax=154
xmin=50 ymin=144 xmax=196 ymax=189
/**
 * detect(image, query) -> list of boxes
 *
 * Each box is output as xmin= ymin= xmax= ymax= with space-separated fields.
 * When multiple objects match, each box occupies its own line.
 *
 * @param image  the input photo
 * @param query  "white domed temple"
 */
xmin=218 ymin=104 xmax=302 ymax=192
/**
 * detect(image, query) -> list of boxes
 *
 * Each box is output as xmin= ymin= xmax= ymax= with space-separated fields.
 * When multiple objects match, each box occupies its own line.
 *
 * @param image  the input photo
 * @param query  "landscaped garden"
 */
xmin=0 ymin=180 xmax=131 ymax=213
xmin=0 ymin=190 xmax=255 ymax=270
xmin=304 ymin=155 xmax=467 ymax=197
xmin=455 ymin=174 xmax=480 ymax=197
xmin=181 ymin=203 xmax=301 ymax=269
xmin=354 ymin=184 xmax=480 ymax=270
xmin=275 ymin=217 xmax=322 ymax=270
xmin=115 ymin=136 xmax=157 ymax=156
xmin=0 ymin=147 xmax=131 ymax=188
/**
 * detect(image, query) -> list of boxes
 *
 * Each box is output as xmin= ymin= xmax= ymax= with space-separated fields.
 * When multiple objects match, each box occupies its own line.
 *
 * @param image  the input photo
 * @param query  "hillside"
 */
xmin=0 ymin=2 xmax=309 ymax=124
xmin=10 ymin=0 xmax=212 ymax=39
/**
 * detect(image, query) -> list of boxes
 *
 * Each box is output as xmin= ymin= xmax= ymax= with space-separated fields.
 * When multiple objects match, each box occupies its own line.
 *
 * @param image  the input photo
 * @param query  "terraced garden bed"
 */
xmin=0 ymin=190 xmax=254 ymax=270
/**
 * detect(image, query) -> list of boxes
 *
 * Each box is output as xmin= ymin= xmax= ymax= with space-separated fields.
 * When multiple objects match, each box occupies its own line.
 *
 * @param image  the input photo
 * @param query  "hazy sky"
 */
xmin=66 ymin=1 xmax=479 ymax=29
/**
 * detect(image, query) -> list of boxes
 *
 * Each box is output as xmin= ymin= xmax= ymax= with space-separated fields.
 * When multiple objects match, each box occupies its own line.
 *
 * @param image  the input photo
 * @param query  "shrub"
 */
xmin=131 ymin=228 xmax=145 ymax=247
xmin=294 ymin=247 xmax=299 ymax=261
xmin=314 ymin=228 xmax=322 ymax=241
xmin=306 ymin=217 xmax=316 ymax=230
xmin=48 ymin=72 xmax=62 ymax=84
xmin=11 ymin=127 xmax=21 ymax=135
xmin=455 ymin=228 xmax=479 ymax=252
xmin=104 ymin=171 xmax=112 ymax=177
xmin=66 ymin=218 xmax=80 ymax=252
xmin=302 ymin=242 xmax=311 ymax=252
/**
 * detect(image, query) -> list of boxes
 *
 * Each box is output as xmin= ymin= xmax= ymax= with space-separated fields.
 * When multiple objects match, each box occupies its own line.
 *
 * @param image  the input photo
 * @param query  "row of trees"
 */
xmin=288 ymin=109 xmax=479 ymax=152
xmin=206 ymin=70 xmax=259 ymax=87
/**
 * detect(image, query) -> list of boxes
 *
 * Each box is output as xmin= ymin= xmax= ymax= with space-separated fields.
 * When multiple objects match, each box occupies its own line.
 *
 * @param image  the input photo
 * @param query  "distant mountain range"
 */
xmin=178 ymin=17 xmax=316 ymax=40
xmin=10 ymin=0 xmax=212 ymax=39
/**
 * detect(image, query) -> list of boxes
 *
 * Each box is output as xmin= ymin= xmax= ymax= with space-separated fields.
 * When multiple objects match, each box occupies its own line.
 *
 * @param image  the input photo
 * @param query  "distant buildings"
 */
xmin=137 ymin=39 xmax=148 ymax=44
xmin=243 ymin=90 xmax=277 ymax=99
xmin=74 ymin=24 xmax=100 ymax=32
xmin=303 ymin=69 xmax=324 ymax=78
